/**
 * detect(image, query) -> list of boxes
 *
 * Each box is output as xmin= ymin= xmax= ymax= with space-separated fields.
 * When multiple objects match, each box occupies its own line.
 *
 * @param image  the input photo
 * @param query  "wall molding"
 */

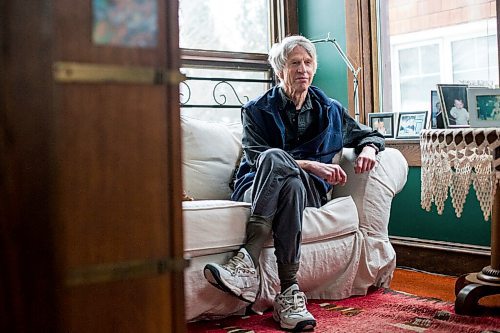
xmin=390 ymin=236 xmax=490 ymax=255
xmin=391 ymin=236 xmax=491 ymax=276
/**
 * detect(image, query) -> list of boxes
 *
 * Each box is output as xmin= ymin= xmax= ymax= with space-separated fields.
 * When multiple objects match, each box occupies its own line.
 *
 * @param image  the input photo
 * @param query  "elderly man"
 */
xmin=204 ymin=35 xmax=384 ymax=331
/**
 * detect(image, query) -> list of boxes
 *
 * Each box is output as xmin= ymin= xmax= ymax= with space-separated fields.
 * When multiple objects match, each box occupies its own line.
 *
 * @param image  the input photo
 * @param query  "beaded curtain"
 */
xmin=420 ymin=128 xmax=500 ymax=221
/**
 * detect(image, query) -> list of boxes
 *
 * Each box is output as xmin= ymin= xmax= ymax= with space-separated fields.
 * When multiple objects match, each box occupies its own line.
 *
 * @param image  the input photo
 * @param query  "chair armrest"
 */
xmin=331 ymin=148 xmax=409 ymax=236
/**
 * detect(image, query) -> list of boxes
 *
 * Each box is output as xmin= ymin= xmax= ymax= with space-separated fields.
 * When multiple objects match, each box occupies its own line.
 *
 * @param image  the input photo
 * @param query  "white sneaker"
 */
xmin=273 ymin=284 xmax=316 ymax=331
xmin=203 ymin=248 xmax=259 ymax=303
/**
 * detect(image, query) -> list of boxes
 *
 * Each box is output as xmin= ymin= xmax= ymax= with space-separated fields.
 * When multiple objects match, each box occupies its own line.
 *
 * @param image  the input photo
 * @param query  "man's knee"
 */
xmin=259 ymin=148 xmax=288 ymax=162
xmin=257 ymin=148 xmax=296 ymax=170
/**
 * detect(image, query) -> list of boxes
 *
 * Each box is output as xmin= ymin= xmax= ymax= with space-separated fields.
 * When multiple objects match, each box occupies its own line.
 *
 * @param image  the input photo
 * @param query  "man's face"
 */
xmin=279 ymin=46 xmax=316 ymax=94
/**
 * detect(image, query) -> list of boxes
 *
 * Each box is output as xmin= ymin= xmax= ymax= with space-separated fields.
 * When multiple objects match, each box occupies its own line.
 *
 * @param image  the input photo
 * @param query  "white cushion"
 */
xmin=181 ymin=116 xmax=243 ymax=200
xmin=183 ymin=196 xmax=359 ymax=258
xmin=300 ymin=196 xmax=359 ymax=244
xmin=183 ymin=200 xmax=251 ymax=257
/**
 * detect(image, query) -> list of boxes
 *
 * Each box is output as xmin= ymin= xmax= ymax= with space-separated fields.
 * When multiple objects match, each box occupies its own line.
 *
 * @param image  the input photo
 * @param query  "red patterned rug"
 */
xmin=187 ymin=288 xmax=500 ymax=332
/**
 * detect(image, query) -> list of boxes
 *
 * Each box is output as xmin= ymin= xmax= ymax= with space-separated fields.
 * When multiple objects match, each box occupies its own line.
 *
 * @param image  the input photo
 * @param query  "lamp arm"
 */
xmin=311 ymin=33 xmax=362 ymax=121
xmin=311 ymin=33 xmax=360 ymax=78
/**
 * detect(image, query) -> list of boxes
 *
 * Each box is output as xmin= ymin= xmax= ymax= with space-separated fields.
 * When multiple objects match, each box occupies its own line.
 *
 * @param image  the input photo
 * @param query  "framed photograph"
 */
xmin=430 ymin=90 xmax=445 ymax=129
xmin=368 ymin=112 xmax=394 ymax=138
xmin=437 ymin=84 xmax=469 ymax=128
xmin=467 ymin=88 xmax=500 ymax=127
xmin=396 ymin=111 xmax=428 ymax=139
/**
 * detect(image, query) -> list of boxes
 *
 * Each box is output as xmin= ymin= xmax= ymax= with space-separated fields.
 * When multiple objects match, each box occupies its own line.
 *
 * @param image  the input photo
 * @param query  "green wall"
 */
xmin=390 ymin=167 xmax=491 ymax=246
xmin=298 ymin=0 xmax=348 ymax=106
xmin=298 ymin=2 xmax=491 ymax=247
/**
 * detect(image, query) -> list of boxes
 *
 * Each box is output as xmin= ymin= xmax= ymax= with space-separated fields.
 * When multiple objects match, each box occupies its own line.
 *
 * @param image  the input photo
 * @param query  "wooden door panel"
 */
xmin=62 ymin=276 xmax=173 ymax=332
xmin=50 ymin=0 xmax=184 ymax=331
xmin=54 ymin=84 xmax=169 ymax=266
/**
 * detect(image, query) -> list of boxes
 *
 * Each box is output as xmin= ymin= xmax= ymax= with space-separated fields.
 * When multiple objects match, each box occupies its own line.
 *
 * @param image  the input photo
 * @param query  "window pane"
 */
xmin=399 ymin=44 xmax=440 ymax=77
xmin=179 ymin=0 xmax=270 ymax=53
xmin=421 ymin=45 xmax=440 ymax=74
xmin=452 ymin=39 xmax=477 ymax=71
xmin=396 ymin=43 xmax=441 ymax=112
xmin=452 ymin=35 xmax=498 ymax=84
xmin=454 ymin=69 xmax=490 ymax=83
xmin=399 ymin=48 xmax=419 ymax=76
xmin=378 ymin=0 xmax=498 ymax=116
xmin=400 ymin=74 xmax=440 ymax=112
xmin=180 ymin=68 xmax=270 ymax=123
xmin=489 ymin=35 xmax=498 ymax=68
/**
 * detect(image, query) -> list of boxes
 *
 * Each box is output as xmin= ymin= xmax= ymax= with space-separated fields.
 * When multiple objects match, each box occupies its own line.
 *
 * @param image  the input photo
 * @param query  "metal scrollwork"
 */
xmin=179 ymin=76 xmax=272 ymax=108
xmin=213 ymin=80 xmax=249 ymax=106
xmin=179 ymin=81 xmax=191 ymax=106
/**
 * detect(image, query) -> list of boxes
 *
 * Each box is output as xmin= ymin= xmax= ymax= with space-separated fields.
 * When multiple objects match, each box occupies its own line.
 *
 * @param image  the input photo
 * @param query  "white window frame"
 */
xmin=389 ymin=19 xmax=498 ymax=113
xmin=391 ymin=39 xmax=442 ymax=113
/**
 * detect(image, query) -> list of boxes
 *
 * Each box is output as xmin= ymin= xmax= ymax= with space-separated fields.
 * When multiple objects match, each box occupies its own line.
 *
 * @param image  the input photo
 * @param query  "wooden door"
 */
xmin=1 ymin=1 xmax=185 ymax=332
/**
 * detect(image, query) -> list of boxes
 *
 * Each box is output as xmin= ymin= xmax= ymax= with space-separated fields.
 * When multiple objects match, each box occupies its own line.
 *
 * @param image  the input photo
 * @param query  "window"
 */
xmin=378 ymin=1 xmax=498 ymax=115
xmin=178 ymin=0 xmax=296 ymax=123
xmin=179 ymin=68 xmax=270 ymax=123
xmin=179 ymin=0 xmax=270 ymax=53
xmin=452 ymin=34 xmax=498 ymax=83
xmin=395 ymin=43 xmax=441 ymax=112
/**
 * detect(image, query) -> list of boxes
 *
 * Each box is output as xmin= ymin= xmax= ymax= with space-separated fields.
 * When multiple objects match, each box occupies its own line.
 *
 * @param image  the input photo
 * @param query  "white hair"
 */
xmin=268 ymin=35 xmax=318 ymax=82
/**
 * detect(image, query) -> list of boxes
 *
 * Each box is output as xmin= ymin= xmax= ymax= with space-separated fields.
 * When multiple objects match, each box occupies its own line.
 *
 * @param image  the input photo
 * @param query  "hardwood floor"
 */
xmin=390 ymin=267 xmax=457 ymax=302
xmin=390 ymin=267 xmax=500 ymax=307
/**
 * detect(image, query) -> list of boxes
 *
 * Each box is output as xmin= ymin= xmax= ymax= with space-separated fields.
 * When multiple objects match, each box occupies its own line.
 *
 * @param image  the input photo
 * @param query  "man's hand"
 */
xmin=297 ymin=160 xmax=347 ymax=186
xmin=355 ymin=145 xmax=377 ymax=174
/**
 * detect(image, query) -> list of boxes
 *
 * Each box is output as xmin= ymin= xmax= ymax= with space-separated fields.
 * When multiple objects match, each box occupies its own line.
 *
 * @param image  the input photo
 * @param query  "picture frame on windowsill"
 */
xmin=396 ymin=111 xmax=428 ymax=139
xmin=467 ymin=88 xmax=500 ymax=128
xmin=437 ymin=84 xmax=470 ymax=128
xmin=368 ymin=112 xmax=394 ymax=138
xmin=430 ymin=90 xmax=445 ymax=129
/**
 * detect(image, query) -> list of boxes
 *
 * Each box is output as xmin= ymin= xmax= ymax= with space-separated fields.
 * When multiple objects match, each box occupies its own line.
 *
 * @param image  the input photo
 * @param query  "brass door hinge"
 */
xmin=53 ymin=61 xmax=185 ymax=85
xmin=66 ymin=257 xmax=190 ymax=286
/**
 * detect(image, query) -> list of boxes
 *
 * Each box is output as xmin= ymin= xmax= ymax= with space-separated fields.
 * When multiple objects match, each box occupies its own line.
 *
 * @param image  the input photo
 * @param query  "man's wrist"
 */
xmin=364 ymin=143 xmax=379 ymax=154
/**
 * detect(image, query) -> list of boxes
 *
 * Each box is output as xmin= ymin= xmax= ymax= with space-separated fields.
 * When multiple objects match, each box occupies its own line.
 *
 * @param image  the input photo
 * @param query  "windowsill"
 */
xmin=385 ymin=139 xmax=421 ymax=166
xmin=386 ymin=138 xmax=419 ymax=143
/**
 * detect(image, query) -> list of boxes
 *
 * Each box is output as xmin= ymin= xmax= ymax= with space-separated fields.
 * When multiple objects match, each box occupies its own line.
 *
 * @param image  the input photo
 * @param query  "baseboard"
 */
xmin=390 ymin=236 xmax=491 ymax=276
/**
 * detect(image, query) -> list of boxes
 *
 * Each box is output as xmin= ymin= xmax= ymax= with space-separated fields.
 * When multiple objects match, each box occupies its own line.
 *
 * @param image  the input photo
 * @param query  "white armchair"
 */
xmin=181 ymin=116 xmax=408 ymax=321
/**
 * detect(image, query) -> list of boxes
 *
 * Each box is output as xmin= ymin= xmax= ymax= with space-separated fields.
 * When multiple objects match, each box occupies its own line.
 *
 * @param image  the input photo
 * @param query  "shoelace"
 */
xmin=280 ymin=291 xmax=307 ymax=313
xmin=223 ymin=254 xmax=256 ymax=276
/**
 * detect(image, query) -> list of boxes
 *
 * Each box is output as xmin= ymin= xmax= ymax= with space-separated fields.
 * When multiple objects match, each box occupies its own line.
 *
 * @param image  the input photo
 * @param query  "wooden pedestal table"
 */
xmin=454 ymin=190 xmax=500 ymax=314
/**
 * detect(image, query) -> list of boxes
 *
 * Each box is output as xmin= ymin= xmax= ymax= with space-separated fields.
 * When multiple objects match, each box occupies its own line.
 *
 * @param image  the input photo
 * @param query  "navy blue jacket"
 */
xmin=231 ymin=85 xmax=384 ymax=201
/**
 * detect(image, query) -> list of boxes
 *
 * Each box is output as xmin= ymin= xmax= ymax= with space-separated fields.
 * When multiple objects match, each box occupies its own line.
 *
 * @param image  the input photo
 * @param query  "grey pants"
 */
xmin=240 ymin=148 xmax=322 ymax=265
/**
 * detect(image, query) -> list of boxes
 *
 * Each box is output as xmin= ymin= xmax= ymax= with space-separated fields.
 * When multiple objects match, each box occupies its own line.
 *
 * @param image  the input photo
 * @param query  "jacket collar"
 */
xmin=252 ymin=85 xmax=332 ymax=113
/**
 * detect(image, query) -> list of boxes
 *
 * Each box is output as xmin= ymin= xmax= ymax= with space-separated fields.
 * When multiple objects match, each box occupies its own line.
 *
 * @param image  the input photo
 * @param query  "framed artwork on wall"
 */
xmin=437 ymin=84 xmax=469 ymax=128
xmin=467 ymin=88 xmax=500 ymax=128
xmin=92 ymin=0 xmax=158 ymax=48
xmin=368 ymin=112 xmax=394 ymax=138
xmin=396 ymin=111 xmax=428 ymax=139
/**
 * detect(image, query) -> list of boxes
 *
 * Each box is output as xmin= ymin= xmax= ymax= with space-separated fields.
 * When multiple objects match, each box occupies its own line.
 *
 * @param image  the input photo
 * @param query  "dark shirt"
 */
xmin=278 ymin=87 xmax=319 ymax=151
